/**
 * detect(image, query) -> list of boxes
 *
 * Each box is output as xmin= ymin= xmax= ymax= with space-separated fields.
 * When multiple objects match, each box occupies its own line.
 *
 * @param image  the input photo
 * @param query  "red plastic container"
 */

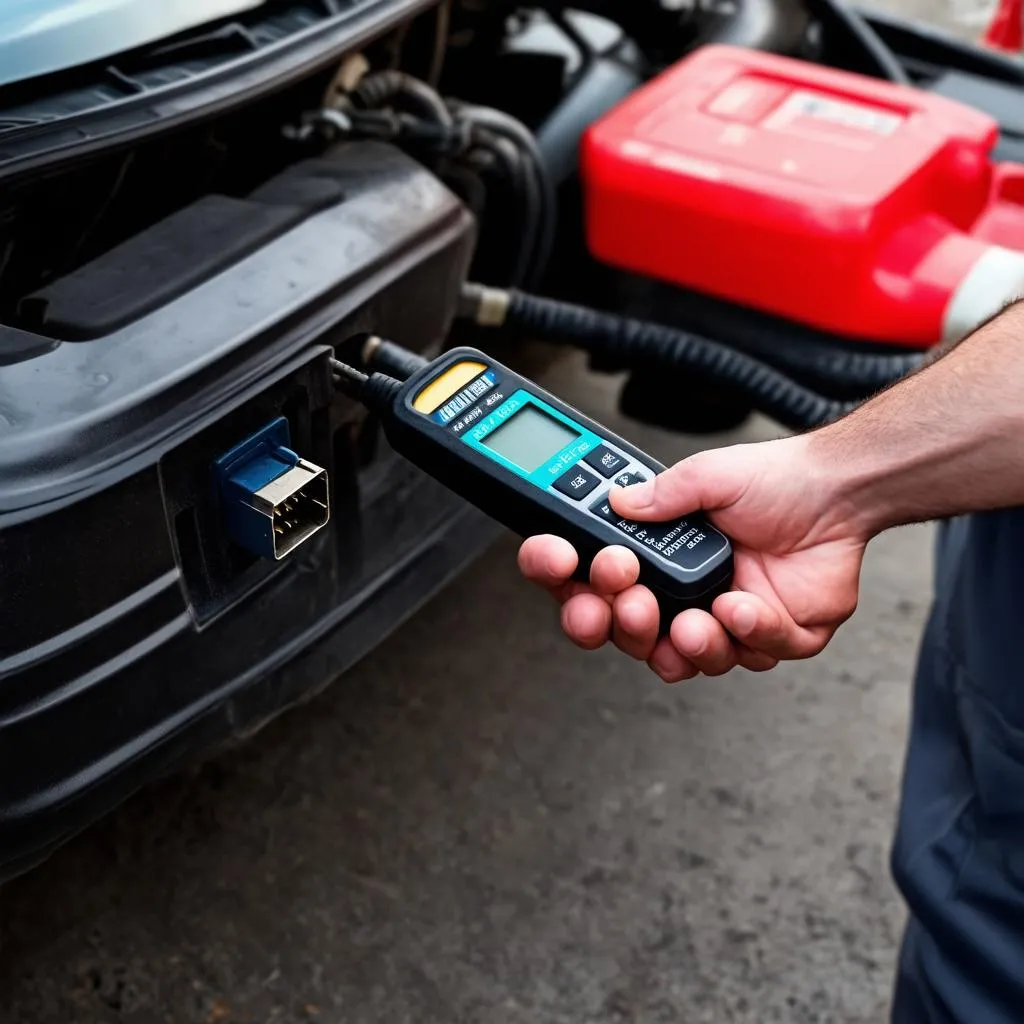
xmin=583 ymin=46 xmax=1024 ymax=347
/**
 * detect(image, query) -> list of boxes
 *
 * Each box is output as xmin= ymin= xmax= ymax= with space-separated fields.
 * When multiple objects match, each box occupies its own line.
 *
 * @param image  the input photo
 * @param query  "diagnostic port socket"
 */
xmin=213 ymin=418 xmax=330 ymax=560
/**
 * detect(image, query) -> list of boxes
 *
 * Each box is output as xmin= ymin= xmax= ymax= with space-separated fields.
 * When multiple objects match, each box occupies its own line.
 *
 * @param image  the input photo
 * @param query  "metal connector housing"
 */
xmin=213 ymin=418 xmax=329 ymax=561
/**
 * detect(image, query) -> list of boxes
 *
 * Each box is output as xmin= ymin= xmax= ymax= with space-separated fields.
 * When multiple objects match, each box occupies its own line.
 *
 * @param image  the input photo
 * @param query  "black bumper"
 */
xmin=0 ymin=143 xmax=499 ymax=880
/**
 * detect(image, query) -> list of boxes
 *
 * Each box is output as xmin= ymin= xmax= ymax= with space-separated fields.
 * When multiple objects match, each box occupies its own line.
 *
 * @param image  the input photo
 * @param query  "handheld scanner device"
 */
xmin=362 ymin=347 xmax=734 ymax=619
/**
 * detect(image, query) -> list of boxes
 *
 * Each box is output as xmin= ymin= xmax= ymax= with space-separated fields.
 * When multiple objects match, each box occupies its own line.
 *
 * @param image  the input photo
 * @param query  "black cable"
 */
xmin=352 ymin=70 xmax=454 ymax=127
xmin=470 ymin=127 xmax=541 ymax=288
xmin=324 ymin=76 xmax=552 ymax=288
xmin=512 ymin=291 xmax=854 ymax=429
xmin=451 ymin=104 xmax=557 ymax=287
xmin=461 ymin=286 xmax=879 ymax=430
xmin=331 ymin=357 xmax=403 ymax=412
xmin=806 ymin=0 xmax=909 ymax=83
xmin=361 ymin=337 xmax=429 ymax=380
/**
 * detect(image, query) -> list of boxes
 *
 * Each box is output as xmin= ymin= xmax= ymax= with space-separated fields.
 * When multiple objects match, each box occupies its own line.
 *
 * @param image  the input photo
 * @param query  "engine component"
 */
xmin=300 ymin=72 xmax=557 ymax=290
xmin=583 ymin=45 xmax=1024 ymax=348
xmin=501 ymin=10 xmax=647 ymax=186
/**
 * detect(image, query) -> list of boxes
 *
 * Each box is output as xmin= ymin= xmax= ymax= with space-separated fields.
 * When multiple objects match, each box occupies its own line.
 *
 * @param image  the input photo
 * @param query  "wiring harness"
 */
xmin=288 ymin=72 xmax=556 ymax=289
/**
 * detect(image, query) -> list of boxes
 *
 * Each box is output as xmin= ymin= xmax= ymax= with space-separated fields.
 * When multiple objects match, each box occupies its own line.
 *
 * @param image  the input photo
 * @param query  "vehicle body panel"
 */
xmin=0 ymin=0 xmax=266 ymax=87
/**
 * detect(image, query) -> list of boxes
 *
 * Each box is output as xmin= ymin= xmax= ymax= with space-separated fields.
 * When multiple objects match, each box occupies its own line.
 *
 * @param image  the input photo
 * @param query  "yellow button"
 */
xmin=412 ymin=360 xmax=488 ymax=414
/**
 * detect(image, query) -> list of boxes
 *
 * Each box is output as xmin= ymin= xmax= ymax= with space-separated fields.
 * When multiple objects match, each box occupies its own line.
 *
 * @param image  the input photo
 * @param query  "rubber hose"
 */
xmin=805 ymin=0 xmax=909 ymax=83
xmin=749 ymin=337 xmax=922 ymax=397
xmin=352 ymin=71 xmax=453 ymax=126
xmin=454 ymin=105 xmax=557 ymax=287
xmin=660 ymin=301 xmax=924 ymax=398
xmin=503 ymin=292 xmax=856 ymax=430
xmin=474 ymin=129 xmax=540 ymax=288
xmin=608 ymin=286 xmax=922 ymax=399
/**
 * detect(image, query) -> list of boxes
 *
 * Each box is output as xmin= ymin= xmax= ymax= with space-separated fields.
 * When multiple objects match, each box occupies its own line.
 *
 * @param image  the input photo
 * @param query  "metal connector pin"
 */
xmin=213 ymin=418 xmax=330 ymax=560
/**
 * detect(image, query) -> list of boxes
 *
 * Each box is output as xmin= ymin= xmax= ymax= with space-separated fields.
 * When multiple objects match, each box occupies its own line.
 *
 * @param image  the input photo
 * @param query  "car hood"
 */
xmin=0 ymin=0 xmax=267 ymax=87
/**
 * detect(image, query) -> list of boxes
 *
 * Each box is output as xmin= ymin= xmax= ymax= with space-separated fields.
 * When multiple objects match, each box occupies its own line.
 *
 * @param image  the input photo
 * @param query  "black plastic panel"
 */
xmin=21 ymin=196 xmax=321 ymax=338
xmin=931 ymin=71 xmax=1024 ymax=143
xmin=19 ymin=156 xmax=352 ymax=339
xmin=0 ymin=471 xmax=172 ymax=662
xmin=0 ymin=142 xmax=491 ymax=879
xmin=0 ymin=142 xmax=471 ymax=512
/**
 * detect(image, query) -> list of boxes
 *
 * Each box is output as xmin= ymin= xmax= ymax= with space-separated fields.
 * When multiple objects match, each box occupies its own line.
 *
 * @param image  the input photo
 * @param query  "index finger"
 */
xmin=518 ymin=535 xmax=579 ymax=588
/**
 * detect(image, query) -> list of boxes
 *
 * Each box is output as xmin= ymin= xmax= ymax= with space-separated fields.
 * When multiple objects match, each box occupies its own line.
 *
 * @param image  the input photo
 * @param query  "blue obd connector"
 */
xmin=213 ymin=417 xmax=329 ymax=560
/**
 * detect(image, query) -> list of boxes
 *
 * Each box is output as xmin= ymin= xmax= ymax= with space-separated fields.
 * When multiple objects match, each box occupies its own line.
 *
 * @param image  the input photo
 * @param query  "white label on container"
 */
xmin=765 ymin=90 xmax=904 ymax=136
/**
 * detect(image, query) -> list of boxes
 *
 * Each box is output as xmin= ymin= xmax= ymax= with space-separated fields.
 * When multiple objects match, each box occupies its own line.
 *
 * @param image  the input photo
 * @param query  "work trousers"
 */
xmin=892 ymin=512 xmax=1024 ymax=1022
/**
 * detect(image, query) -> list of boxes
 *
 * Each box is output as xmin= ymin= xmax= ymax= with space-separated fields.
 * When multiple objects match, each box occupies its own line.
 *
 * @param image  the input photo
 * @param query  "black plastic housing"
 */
xmin=0 ymin=142 xmax=494 ymax=880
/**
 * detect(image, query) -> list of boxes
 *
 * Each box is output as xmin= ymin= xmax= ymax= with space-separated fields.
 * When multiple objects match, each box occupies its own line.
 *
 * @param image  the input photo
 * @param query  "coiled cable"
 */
xmin=459 ymin=286 xmax=921 ymax=430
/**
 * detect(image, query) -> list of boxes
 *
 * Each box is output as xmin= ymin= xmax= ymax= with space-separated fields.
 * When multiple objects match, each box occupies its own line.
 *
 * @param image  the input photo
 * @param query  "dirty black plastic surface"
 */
xmin=0 ymin=142 xmax=497 ymax=880
xmin=18 ymin=155 xmax=354 ymax=339
xmin=21 ymin=193 xmax=330 ymax=338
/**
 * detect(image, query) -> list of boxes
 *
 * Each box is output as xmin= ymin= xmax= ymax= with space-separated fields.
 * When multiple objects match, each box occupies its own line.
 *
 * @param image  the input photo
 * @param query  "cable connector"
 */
xmin=361 ymin=336 xmax=429 ymax=381
xmin=458 ymin=283 xmax=511 ymax=327
xmin=330 ymin=357 xmax=403 ymax=414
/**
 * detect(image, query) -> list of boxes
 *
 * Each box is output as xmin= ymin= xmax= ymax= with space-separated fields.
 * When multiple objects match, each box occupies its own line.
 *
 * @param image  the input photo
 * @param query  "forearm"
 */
xmin=808 ymin=302 xmax=1024 ymax=536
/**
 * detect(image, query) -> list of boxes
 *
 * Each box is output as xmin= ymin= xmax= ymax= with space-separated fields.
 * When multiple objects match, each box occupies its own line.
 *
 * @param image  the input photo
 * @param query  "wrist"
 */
xmin=798 ymin=426 xmax=893 ymax=542
xmin=792 ymin=301 xmax=1024 ymax=536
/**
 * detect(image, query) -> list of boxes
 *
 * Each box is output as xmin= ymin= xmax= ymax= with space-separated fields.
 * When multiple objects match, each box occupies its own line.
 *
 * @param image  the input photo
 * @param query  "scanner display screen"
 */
xmin=481 ymin=405 xmax=578 ymax=474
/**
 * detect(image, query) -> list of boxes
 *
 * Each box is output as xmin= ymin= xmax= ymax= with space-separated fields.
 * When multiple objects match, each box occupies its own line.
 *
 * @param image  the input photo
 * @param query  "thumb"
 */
xmin=611 ymin=450 xmax=742 ymax=522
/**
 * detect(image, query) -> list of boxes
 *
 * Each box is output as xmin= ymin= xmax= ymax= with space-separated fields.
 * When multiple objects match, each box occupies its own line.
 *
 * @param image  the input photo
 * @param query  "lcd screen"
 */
xmin=481 ymin=405 xmax=579 ymax=474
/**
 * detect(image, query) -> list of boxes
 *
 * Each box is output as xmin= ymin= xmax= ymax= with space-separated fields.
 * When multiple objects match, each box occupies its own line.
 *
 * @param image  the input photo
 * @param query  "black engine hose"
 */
xmin=352 ymin=70 xmax=454 ymax=126
xmin=805 ymin=0 xmax=909 ymax=83
xmin=642 ymin=293 xmax=925 ymax=399
xmin=451 ymin=104 xmax=557 ymax=287
xmin=466 ymin=287 xmax=864 ymax=431
xmin=472 ymin=128 xmax=541 ymax=288
xmin=741 ymin=333 xmax=922 ymax=398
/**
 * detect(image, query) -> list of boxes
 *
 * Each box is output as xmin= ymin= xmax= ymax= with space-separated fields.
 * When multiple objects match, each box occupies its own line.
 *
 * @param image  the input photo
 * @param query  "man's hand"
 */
xmin=523 ymin=300 xmax=1024 ymax=682
xmin=518 ymin=435 xmax=869 ymax=682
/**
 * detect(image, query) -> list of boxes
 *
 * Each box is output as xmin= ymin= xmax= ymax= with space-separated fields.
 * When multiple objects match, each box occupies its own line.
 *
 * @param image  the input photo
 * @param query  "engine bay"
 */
xmin=3 ymin=0 xmax=1024 ymax=357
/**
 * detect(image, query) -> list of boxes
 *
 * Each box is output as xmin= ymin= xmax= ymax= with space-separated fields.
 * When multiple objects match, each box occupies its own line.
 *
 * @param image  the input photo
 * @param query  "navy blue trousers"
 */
xmin=892 ymin=512 xmax=1024 ymax=1022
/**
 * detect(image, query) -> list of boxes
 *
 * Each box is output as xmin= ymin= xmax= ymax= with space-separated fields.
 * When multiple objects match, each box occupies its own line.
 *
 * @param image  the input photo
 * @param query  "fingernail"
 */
xmin=622 ymin=480 xmax=654 ymax=509
xmin=733 ymin=603 xmax=757 ymax=638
